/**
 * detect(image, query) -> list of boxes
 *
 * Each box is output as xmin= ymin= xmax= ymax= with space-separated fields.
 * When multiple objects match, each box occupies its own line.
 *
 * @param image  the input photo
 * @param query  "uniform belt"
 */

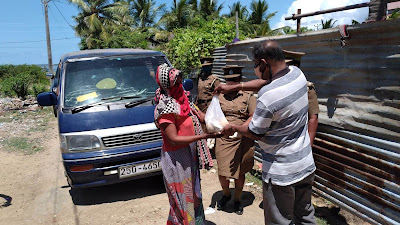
xmin=197 ymin=99 xmax=211 ymax=104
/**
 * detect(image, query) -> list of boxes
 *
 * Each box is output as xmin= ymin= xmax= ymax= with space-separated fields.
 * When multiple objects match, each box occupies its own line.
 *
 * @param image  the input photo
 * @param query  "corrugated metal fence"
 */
xmin=212 ymin=19 xmax=400 ymax=224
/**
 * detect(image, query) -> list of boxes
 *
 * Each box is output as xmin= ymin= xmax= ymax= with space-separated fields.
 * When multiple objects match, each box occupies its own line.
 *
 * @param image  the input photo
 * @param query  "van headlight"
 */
xmin=60 ymin=135 xmax=101 ymax=153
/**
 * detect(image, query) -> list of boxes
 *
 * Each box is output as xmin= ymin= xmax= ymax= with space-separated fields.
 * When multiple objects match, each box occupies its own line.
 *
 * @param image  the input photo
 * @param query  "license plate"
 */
xmin=118 ymin=160 xmax=161 ymax=179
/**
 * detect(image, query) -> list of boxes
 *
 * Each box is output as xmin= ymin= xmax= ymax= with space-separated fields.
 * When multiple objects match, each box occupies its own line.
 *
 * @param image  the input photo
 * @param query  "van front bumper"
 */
xmin=63 ymin=141 xmax=162 ymax=188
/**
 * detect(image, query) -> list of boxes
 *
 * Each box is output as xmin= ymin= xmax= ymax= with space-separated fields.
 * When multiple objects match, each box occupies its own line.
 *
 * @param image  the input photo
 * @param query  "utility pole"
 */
xmin=235 ymin=11 xmax=239 ymax=39
xmin=43 ymin=0 xmax=54 ymax=74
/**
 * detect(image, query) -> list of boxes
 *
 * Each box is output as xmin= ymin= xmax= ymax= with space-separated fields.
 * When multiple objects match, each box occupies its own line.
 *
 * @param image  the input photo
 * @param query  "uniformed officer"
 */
xmin=283 ymin=50 xmax=319 ymax=145
xmin=196 ymin=57 xmax=221 ymax=112
xmin=215 ymin=65 xmax=256 ymax=215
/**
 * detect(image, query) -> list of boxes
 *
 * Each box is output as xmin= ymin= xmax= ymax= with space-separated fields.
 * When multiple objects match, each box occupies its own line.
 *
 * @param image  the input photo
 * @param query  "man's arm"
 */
xmin=308 ymin=114 xmax=318 ymax=145
xmin=234 ymin=117 xmax=263 ymax=140
xmin=221 ymin=116 xmax=262 ymax=141
xmin=307 ymin=82 xmax=319 ymax=145
xmin=214 ymin=79 xmax=267 ymax=94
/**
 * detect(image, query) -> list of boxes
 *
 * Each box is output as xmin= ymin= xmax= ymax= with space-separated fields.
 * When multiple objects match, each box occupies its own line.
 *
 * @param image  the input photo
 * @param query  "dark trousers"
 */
xmin=263 ymin=173 xmax=316 ymax=225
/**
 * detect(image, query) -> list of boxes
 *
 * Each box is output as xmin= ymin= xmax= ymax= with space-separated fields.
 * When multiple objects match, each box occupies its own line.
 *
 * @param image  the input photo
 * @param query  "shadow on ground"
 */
xmin=258 ymin=200 xmax=349 ymax=225
xmin=208 ymin=189 xmax=255 ymax=214
xmin=69 ymin=174 xmax=165 ymax=205
xmin=315 ymin=206 xmax=348 ymax=225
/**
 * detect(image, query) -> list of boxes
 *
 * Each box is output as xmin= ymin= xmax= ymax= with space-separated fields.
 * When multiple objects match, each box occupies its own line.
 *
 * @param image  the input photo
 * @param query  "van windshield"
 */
xmin=63 ymin=55 xmax=167 ymax=108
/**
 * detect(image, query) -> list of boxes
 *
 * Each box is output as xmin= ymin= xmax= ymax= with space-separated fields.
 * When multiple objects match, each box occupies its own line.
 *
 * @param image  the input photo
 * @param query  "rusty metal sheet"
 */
xmin=215 ymin=19 xmax=400 ymax=224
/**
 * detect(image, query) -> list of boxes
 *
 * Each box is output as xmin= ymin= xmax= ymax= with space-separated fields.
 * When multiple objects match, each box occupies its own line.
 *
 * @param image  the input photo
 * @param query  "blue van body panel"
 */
xmin=58 ymin=105 xmax=156 ymax=133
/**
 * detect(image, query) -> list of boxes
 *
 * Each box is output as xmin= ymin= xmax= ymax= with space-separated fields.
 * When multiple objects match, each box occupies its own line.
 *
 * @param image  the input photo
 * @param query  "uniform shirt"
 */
xmin=249 ymin=66 xmax=316 ymax=186
xmin=197 ymin=75 xmax=221 ymax=112
xmin=218 ymin=90 xmax=257 ymax=125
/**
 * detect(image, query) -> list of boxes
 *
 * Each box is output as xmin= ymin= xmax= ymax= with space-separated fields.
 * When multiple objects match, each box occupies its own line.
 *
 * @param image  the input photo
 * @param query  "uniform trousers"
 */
xmin=263 ymin=172 xmax=316 ymax=225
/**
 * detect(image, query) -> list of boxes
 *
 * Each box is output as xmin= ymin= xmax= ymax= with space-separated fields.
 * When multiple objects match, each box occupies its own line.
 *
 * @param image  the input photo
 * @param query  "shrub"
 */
xmin=80 ymin=28 xmax=151 ymax=50
xmin=0 ymin=65 xmax=48 ymax=98
xmin=30 ymin=83 xmax=50 ymax=97
xmin=165 ymin=18 xmax=240 ymax=73
xmin=1 ymin=72 xmax=32 ymax=99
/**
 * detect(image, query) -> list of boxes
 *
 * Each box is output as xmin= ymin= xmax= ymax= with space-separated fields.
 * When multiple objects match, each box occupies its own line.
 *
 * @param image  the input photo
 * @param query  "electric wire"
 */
xmin=49 ymin=2 xmax=70 ymax=38
xmin=0 ymin=37 xmax=80 ymax=44
xmin=51 ymin=1 xmax=75 ymax=29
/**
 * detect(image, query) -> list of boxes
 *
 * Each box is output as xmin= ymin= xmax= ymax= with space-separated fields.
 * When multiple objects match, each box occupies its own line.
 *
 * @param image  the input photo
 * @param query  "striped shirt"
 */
xmin=249 ymin=66 xmax=316 ymax=186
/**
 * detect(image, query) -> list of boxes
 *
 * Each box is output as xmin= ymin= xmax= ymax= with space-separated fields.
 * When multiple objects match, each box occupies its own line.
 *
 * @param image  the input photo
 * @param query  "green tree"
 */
xmin=281 ymin=26 xmax=313 ymax=34
xmin=79 ymin=26 xmax=152 ymax=49
xmin=68 ymin=0 xmax=132 ymax=49
xmin=165 ymin=18 xmax=240 ymax=73
xmin=199 ymin=0 xmax=223 ymax=20
xmin=160 ymin=0 xmax=194 ymax=31
xmin=387 ymin=8 xmax=400 ymax=20
xmin=321 ymin=18 xmax=337 ymax=29
xmin=188 ymin=0 xmax=198 ymax=11
xmin=228 ymin=2 xmax=248 ymax=20
xmin=249 ymin=0 xmax=276 ymax=36
xmin=129 ymin=0 xmax=165 ymax=28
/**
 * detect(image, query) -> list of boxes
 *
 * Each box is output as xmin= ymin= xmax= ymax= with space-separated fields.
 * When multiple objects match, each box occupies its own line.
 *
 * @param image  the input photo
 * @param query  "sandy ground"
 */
xmin=0 ymin=109 xmax=371 ymax=225
xmin=0 ymin=117 xmax=267 ymax=225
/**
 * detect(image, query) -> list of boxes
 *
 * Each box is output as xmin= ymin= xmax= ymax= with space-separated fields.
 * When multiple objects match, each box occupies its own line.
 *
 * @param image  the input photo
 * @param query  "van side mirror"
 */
xmin=183 ymin=79 xmax=194 ymax=91
xmin=37 ymin=92 xmax=57 ymax=106
xmin=51 ymin=79 xmax=59 ymax=93
xmin=46 ymin=73 xmax=54 ymax=79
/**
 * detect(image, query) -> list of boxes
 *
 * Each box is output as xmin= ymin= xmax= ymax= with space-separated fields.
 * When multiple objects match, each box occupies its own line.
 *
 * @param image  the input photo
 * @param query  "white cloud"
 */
xmin=273 ymin=0 xmax=369 ymax=30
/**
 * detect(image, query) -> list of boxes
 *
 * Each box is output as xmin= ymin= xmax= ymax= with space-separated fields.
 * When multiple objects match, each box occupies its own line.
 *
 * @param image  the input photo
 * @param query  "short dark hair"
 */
xmin=287 ymin=60 xmax=301 ymax=67
xmin=252 ymin=41 xmax=285 ymax=62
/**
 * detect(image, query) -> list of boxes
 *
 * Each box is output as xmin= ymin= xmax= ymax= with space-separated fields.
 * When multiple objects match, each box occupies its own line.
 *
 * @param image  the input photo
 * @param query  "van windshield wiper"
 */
xmin=125 ymin=96 xmax=154 ymax=108
xmin=71 ymin=95 xmax=142 ymax=114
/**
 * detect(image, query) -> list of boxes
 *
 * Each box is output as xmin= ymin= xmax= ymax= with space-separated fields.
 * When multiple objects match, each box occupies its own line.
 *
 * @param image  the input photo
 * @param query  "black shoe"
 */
xmin=217 ymin=195 xmax=231 ymax=210
xmin=234 ymin=201 xmax=243 ymax=215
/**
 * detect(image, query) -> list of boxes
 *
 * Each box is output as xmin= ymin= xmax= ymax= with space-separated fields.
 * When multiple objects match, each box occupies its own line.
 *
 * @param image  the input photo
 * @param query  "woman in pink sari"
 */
xmin=154 ymin=64 xmax=220 ymax=225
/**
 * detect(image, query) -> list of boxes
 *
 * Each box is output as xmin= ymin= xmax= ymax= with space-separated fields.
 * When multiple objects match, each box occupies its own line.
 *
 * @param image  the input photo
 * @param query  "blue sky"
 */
xmin=0 ymin=0 xmax=368 ymax=65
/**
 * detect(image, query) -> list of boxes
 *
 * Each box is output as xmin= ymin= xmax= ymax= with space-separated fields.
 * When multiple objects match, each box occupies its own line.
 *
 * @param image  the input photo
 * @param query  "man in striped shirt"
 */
xmin=221 ymin=41 xmax=316 ymax=224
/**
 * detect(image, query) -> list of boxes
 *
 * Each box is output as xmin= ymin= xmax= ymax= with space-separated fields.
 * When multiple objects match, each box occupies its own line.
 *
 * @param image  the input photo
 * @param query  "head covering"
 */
xmin=200 ymin=57 xmax=214 ymax=80
xmin=200 ymin=57 xmax=214 ymax=66
xmin=283 ymin=50 xmax=305 ymax=63
xmin=154 ymin=63 xmax=190 ymax=117
xmin=222 ymin=65 xmax=244 ymax=79
xmin=154 ymin=63 xmax=213 ymax=169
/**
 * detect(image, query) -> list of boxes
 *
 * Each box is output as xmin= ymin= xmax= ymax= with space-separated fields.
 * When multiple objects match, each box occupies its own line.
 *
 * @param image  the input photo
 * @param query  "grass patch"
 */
xmin=27 ymin=107 xmax=54 ymax=132
xmin=246 ymin=169 xmax=263 ymax=187
xmin=0 ymin=111 xmax=20 ymax=123
xmin=2 ymin=137 xmax=43 ymax=154
xmin=316 ymin=217 xmax=328 ymax=225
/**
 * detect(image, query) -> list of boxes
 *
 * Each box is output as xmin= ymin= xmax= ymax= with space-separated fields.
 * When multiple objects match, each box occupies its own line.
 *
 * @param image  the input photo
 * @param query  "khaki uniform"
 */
xmin=307 ymin=81 xmax=319 ymax=116
xmin=197 ymin=75 xmax=221 ymax=112
xmin=215 ymin=91 xmax=257 ymax=179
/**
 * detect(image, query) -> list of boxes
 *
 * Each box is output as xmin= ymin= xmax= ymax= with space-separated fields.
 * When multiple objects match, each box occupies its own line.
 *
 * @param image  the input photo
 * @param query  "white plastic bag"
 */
xmin=205 ymin=96 xmax=229 ymax=133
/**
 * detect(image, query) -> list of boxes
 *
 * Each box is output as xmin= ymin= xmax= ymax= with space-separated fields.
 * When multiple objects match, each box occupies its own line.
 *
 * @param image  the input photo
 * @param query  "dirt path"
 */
xmin=0 ymin=117 xmax=266 ymax=225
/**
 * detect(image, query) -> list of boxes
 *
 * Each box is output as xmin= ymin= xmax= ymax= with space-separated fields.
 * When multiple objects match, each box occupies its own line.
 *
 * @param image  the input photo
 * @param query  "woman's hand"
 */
xmin=205 ymin=132 xmax=223 ymax=139
xmin=220 ymin=124 xmax=236 ymax=137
